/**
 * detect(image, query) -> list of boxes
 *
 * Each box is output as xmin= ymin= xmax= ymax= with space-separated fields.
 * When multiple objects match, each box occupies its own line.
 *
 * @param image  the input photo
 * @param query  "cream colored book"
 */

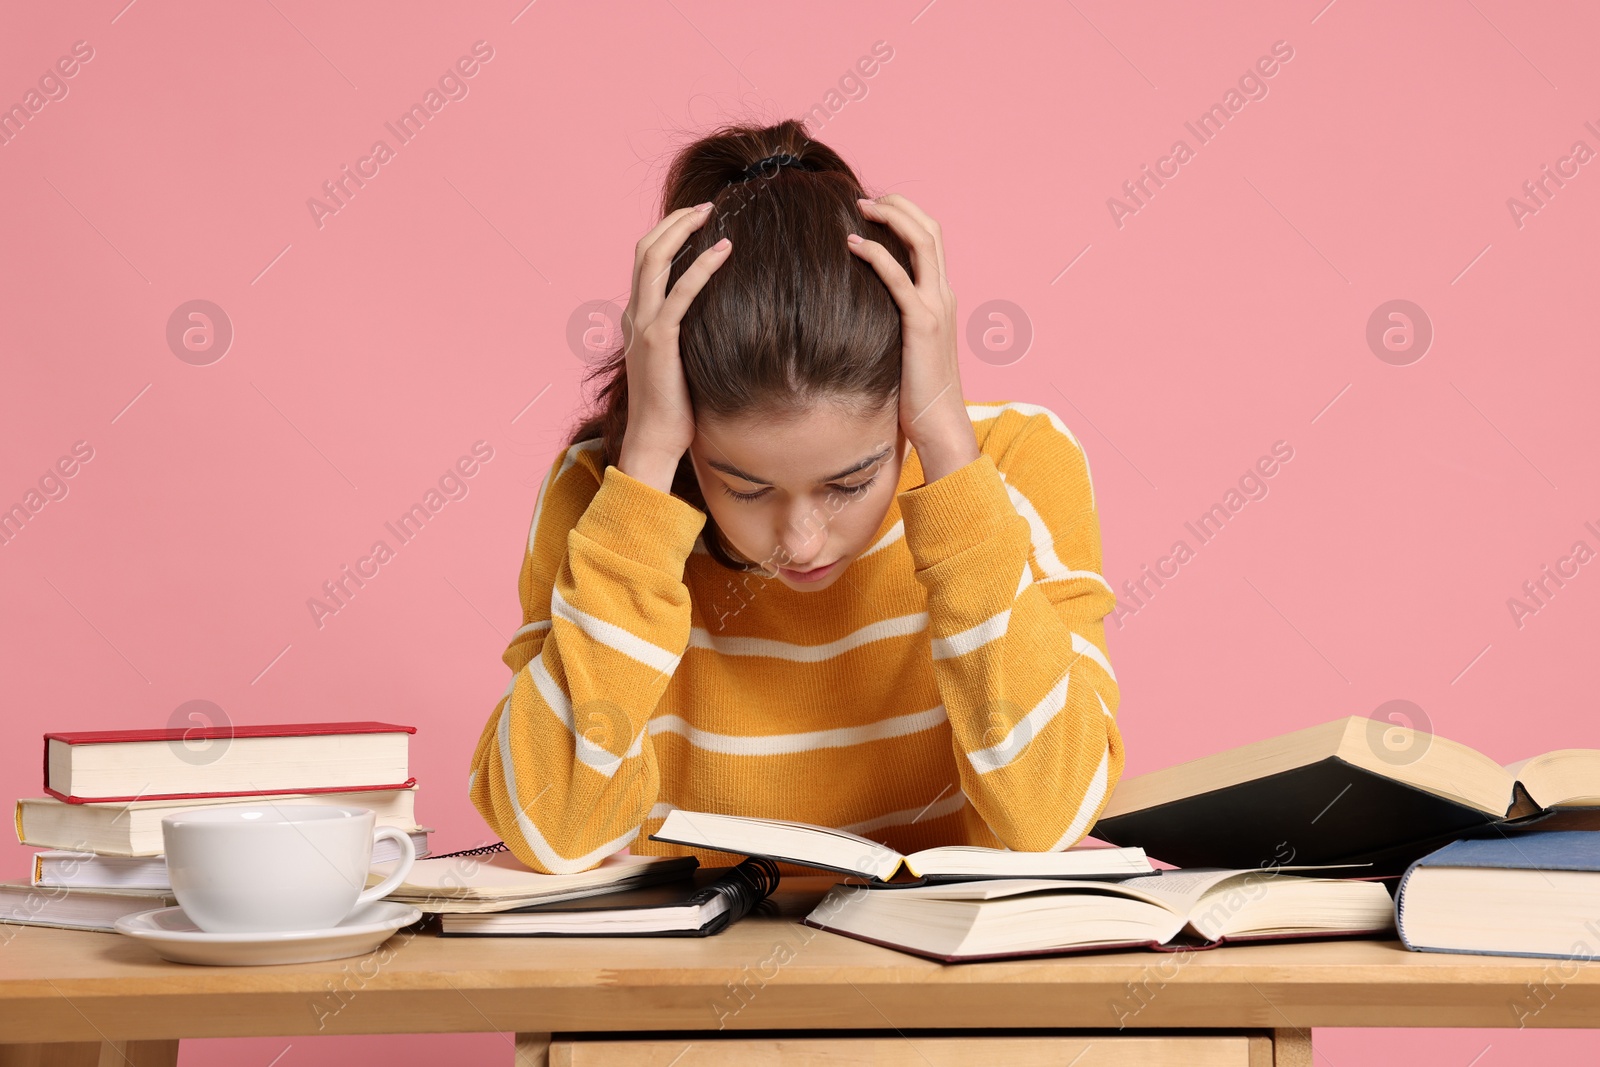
xmin=0 ymin=882 xmax=178 ymax=933
xmin=365 ymin=849 xmax=699 ymax=914
xmin=15 ymin=787 xmax=420 ymax=856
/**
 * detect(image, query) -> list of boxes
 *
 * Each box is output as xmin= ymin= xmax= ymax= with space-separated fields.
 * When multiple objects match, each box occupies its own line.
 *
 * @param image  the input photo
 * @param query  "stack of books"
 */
xmin=2 ymin=721 xmax=431 ymax=933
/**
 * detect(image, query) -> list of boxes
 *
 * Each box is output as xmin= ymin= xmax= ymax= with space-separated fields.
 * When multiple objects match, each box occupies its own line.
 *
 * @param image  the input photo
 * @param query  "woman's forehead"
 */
xmin=695 ymin=403 xmax=899 ymax=485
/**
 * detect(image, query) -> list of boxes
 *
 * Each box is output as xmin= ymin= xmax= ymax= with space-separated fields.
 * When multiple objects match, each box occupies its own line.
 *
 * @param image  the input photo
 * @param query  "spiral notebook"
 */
xmin=436 ymin=855 xmax=780 ymax=937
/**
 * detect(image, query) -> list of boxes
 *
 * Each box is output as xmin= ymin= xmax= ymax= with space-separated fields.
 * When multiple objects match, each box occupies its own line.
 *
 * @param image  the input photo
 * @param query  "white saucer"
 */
xmin=114 ymin=900 xmax=424 ymax=966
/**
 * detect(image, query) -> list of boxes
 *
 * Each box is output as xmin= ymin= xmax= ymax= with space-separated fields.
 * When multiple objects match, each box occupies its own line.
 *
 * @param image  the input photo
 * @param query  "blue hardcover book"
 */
xmin=1396 ymin=831 xmax=1600 ymax=959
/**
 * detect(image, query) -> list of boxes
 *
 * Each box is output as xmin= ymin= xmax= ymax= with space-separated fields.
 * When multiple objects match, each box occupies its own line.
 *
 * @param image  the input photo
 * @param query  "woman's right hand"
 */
xmin=615 ymin=202 xmax=732 ymax=493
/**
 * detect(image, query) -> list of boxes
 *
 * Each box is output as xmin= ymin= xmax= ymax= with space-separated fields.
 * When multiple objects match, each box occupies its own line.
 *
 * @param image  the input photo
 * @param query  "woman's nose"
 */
xmin=776 ymin=506 xmax=828 ymax=566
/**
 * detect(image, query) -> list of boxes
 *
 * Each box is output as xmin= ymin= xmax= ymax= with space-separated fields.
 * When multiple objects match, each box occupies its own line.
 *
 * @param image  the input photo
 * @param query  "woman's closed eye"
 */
xmin=719 ymin=477 xmax=877 ymax=502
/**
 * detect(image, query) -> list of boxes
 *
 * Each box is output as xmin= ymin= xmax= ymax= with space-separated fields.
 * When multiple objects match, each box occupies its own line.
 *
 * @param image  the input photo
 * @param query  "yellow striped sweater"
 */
xmin=468 ymin=400 xmax=1123 ymax=876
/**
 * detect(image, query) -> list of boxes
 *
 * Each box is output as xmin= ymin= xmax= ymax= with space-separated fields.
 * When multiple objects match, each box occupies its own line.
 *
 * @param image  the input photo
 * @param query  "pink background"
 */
xmin=3 ymin=0 xmax=1598 ymax=1061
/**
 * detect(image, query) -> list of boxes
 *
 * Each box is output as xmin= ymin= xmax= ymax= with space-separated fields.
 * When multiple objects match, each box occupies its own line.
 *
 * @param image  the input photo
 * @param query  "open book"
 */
xmin=1093 ymin=716 xmax=1600 ymax=873
xmin=802 ymin=867 xmax=1395 ymax=962
xmin=648 ymin=808 xmax=1152 ymax=882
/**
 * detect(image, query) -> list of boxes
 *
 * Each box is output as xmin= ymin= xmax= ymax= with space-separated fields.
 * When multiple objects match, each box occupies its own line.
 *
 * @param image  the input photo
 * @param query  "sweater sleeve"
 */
xmin=467 ymin=444 xmax=707 ymax=874
xmin=896 ymin=410 xmax=1123 ymax=851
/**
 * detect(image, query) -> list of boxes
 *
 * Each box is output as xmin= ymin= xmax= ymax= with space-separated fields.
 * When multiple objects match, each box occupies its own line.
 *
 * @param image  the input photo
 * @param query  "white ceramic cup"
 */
xmin=161 ymin=804 xmax=416 ymax=934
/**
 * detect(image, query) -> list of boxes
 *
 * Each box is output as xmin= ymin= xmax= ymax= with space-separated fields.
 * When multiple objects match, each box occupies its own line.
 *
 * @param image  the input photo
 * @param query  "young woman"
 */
xmin=468 ymin=119 xmax=1123 ymax=875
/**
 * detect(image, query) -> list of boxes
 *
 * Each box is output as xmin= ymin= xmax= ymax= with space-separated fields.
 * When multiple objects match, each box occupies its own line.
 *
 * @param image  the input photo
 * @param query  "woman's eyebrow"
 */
xmin=707 ymin=446 xmax=892 ymax=486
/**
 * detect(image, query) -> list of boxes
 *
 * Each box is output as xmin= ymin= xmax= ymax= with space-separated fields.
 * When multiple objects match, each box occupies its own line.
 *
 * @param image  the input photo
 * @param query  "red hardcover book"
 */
xmin=43 ymin=721 xmax=417 ymax=804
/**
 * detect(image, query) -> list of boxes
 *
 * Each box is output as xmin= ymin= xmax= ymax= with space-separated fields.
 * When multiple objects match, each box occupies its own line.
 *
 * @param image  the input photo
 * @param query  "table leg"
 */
xmin=514 ymin=1032 xmax=551 ymax=1067
xmin=0 ymin=1040 xmax=178 ymax=1067
xmin=1272 ymin=1028 xmax=1313 ymax=1066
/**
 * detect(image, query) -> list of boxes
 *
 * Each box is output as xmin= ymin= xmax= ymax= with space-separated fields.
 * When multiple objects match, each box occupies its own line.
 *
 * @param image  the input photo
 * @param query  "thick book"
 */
xmin=43 ymin=721 xmax=417 ymax=803
xmin=365 ymin=847 xmax=700 ymax=913
xmin=802 ymin=867 xmax=1395 ymax=963
xmin=438 ymin=857 xmax=780 ymax=937
xmin=1396 ymin=831 xmax=1600 ymax=960
xmin=648 ymin=809 xmax=1153 ymax=883
xmin=30 ymin=828 xmax=432 ymax=890
xmin=15 ymin=786 xmax=421 ymax=856
xmin=1092 ymin=716 xmax=1600 ymax=874
xmin=0 ymin=882 xmax=178 ymax=933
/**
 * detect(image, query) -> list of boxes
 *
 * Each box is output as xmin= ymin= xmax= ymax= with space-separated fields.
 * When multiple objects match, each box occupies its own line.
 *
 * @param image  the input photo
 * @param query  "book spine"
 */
xmin=1393 ymin=859 xmax=1423 ymax=951
xmin=44 ymin=778 xmax=418 ymax=805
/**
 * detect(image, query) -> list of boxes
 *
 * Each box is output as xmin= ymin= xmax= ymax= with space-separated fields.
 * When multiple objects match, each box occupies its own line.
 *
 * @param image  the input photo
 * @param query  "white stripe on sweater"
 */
xmin=646 ymin=791 xmax=965 ymax=836
xmin=1047 ymin=736 xmax=1112 ymax=851
xmin=966 ymin=668 xmax=1072 ymax=775
xmin=688 ymin=612 xmax=926 ymax=662
xmin=511 ymin=619 xmax=551 ymax=641
xmin=649 ymin=704 xmax=947 ymax=756
xmin=525 ymin=654 xmax=645 ymax=778
xmin=966 ymin=401 xmax=1097 ymax=511
xmin=1045 ymin=688 xmax=1115 ymax=850
xmin=858 ymin=518 xmax=904 ymax=558
xmin=1071 ymin=631 xmax=1117 ymax=682
xmin=930 ymin=564 xmax=1033 ymax=660
xmin=966 ymin=401 xmax=1081 ymax=449
xmin=551 ymin=584 xmax=683 ymax=675
xmin=997 ymin=471 xmax=1113 ymax=595
xmin=494 ymin=675 xmax=640 ymax=873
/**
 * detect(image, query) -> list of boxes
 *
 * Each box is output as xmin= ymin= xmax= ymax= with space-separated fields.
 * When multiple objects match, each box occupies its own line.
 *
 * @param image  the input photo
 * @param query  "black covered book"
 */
xmin=437 ymin=856 xmax=779 ymax=937
xmin=1092 ymin=716 xmax=1600 ymax=876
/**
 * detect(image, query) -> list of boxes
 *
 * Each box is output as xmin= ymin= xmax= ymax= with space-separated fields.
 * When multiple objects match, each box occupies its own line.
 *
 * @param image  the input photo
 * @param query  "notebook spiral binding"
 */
xmin=432 ymin=841 xmax=511 ymax=859
xmin=689 ymin=855 xmax=781 ymax=915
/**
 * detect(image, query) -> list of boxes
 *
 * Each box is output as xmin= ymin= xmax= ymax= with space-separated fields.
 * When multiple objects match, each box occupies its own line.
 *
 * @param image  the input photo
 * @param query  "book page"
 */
xmin=1110 ymin=868 xmax=1257 ymax=912
xmin=713 ymin=813 xmax=898 ymax=851
xmin=903 ymin=844 xmax=1152 ymax=879
xmin=1109 ymin=863 xmax=1373 ymax=913
xmin=1504 ymin=750 xmax=1600 ymax=809
xmin=368 ymin=850 xmax=693 ymax=897
xmin=860 ymin=873 xmax=1222 ymax=918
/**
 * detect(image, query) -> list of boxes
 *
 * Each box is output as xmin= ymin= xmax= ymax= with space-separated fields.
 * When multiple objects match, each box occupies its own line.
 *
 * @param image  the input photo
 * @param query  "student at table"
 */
xmin=468 ymin=118 xmax=1123 ymax=876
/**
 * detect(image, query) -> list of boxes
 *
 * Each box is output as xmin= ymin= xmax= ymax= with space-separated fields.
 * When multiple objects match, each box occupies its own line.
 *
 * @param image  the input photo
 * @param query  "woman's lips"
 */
xmin=779 ymin=559 xmax=838 ymax=583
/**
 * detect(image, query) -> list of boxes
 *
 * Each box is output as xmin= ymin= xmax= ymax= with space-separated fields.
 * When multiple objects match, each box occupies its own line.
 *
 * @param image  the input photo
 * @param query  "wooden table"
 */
xmin=2 ymin=876 xmax=1595 ymax=1066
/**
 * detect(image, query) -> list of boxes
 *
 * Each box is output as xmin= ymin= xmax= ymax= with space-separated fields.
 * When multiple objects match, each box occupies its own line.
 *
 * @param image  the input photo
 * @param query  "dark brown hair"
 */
xmin=565 ymin=118 xmax=914 ymax=571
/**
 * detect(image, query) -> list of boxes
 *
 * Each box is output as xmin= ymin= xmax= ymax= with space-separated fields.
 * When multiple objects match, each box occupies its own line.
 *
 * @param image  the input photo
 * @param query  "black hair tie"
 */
xmin=737 ymin=152 xmax=817 ymax=183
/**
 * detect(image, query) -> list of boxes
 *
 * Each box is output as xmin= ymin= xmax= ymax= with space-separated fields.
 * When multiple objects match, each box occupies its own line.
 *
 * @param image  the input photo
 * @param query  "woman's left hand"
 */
xmin=848 ymin=194 xmax=980 ymax=484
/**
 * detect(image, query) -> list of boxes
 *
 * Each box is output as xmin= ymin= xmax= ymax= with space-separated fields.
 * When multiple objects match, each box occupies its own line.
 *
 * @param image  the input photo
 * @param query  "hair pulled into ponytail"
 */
xmin=567 ymin=118 xmax=913 ymax=572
